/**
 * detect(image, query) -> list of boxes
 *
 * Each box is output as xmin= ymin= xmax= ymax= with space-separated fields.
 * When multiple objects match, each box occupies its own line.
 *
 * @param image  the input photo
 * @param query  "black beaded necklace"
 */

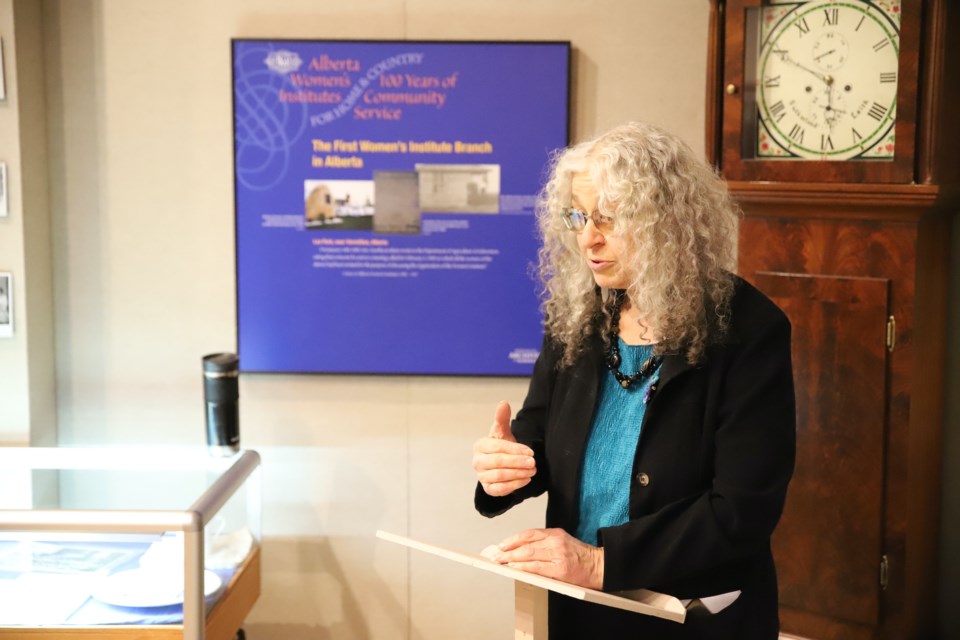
xmin=606 ymin=291 xmax=663 ymax=390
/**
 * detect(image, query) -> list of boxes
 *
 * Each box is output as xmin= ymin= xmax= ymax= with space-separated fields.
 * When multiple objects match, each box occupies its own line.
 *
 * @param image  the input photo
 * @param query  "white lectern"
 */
xmin=376 ymin=530 xmax=686 ymax=639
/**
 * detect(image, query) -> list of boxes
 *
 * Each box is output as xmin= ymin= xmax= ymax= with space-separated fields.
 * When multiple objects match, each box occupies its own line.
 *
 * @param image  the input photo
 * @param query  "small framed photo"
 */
xmin=0 ymin=273 xmax=11 ymax=338
xmin=0 ymin=163 xmax=8 ymax=216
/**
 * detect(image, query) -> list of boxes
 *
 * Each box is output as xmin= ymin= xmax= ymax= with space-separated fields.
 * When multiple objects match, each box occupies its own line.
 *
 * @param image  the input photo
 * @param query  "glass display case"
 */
xmin=0 ymin=447 xmax=261 ymax=640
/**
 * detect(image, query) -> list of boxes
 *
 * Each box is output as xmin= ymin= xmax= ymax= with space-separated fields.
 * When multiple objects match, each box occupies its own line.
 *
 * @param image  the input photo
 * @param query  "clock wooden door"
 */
xmin=705 ymin=1 xmax=959 ymax=638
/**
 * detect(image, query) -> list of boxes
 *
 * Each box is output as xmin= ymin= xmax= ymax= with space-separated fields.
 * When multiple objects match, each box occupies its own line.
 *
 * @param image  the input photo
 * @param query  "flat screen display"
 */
xmin=232 ymin=39 xmax=570 ymax=375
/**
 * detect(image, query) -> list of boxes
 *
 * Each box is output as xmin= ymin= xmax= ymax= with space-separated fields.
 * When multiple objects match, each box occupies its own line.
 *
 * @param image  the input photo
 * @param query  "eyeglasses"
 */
xmin=561 ymin=207 xmax=616 ymax=234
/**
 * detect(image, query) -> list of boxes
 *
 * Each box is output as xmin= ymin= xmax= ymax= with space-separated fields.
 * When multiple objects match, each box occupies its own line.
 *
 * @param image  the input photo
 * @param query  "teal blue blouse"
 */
xmin=575 ymin=339 xmax=661 ymax=546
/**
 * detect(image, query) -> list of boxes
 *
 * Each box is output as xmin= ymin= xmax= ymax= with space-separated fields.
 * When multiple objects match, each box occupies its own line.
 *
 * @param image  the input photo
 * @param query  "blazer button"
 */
xmin=636 ymin=472 xmax=650 ymax=487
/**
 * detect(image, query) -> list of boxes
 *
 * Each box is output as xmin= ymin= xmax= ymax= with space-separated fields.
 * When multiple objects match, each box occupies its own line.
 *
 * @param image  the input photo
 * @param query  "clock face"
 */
xmin=756 ymin=0 xmax=900 ymax=160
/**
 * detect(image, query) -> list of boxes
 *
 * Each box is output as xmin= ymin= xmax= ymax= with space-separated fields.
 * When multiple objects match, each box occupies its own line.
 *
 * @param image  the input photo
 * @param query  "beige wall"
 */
xmin=2 ymin=0 xmax=952 ymax=637
xmin=0 ymin=0 xmax=56 ymax=446
xmin=0 ymin=0 xmax=28 ymax=442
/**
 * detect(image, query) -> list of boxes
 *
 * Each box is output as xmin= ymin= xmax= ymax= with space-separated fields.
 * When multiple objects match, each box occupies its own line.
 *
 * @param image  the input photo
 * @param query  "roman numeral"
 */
xmin=821 ymin=134 xmax=834 ymax=151
xmin=880 ymin=72 xmax=897 ymax=83
xmin=769 ymin=100 xmax=787 ymax=122
xmin=873 ymin=39 xmax=891 ymax=52
xmin=855 ymin=16 xmax=866 ymax=31
xmin=868 ymin=102 xmax=888 ymax=121
xmin=795 ymin=17 xmax=810 ymax=36
xmin=789 ymin=124 xmax=805 ymax=144
xmin=823 ymin=8 xmax=839 ymax=26
xmin=764 ymin=75 xmax=781 ymax=88
xmin=852 ymin=127 xmax=863 ymax=144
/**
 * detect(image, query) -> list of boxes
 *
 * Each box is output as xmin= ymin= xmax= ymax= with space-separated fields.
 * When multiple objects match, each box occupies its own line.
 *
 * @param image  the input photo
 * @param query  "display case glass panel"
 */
xmin=0 ymin=448 xmax=261 ymax=640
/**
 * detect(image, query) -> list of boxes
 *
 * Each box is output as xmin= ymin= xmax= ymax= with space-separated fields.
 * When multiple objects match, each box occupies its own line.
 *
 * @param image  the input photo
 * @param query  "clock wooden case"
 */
xmin=706 ymin=1 xmax=959 ymax=639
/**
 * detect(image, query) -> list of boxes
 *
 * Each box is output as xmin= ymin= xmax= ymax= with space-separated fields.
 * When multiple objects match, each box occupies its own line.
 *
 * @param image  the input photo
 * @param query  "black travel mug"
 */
xmin=203 ymin=353 xmax=240 ymax=456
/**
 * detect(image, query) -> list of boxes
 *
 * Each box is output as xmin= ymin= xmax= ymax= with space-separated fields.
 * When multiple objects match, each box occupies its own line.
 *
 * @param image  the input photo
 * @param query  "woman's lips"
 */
xmin=587 ymin=258 xmax=614 ymax=272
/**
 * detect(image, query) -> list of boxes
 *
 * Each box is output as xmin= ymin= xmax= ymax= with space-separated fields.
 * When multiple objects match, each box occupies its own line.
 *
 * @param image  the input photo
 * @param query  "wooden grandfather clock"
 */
xmin=706 ymin=1 xmax=959 ymax=638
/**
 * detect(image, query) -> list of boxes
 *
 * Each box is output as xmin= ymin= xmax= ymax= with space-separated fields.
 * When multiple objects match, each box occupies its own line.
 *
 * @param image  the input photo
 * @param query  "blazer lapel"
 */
xmin=657 ymin=353 xmax=694 ymax=392
xmin=571 ymin=333 xmax=604 ymax=442
xmin=553 ymin=333 xmax=604 ymax=492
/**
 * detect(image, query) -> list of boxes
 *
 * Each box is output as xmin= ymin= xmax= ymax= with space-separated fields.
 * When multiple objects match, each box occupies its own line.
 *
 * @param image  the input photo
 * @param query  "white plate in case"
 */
xmin=92 ymin=569 xmax=222 ymax=608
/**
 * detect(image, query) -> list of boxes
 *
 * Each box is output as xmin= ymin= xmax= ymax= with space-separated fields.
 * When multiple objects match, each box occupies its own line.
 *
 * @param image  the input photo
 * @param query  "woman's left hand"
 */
xmin=488 ymin=528 xmax=604 ymax=590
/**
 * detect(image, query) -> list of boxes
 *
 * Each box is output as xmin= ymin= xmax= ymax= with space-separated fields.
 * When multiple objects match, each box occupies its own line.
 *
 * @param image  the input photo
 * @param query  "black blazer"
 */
xmin=475 ymin=277 xmax=796 ymax=640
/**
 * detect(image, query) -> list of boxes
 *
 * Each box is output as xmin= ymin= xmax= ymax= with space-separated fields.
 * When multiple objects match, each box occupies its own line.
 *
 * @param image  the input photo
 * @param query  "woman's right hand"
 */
xmin=473 ymin=401 xmax=537 ymax=497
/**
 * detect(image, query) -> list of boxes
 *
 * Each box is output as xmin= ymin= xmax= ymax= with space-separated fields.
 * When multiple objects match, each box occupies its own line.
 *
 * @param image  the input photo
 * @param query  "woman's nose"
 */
xmin=580 ymin=219 xmax=606 ymax=246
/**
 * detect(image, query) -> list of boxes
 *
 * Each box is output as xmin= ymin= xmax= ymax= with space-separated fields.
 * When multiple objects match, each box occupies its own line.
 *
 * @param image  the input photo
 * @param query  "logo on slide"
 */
xmin=264 ymin=50 xmax=303 ymax=74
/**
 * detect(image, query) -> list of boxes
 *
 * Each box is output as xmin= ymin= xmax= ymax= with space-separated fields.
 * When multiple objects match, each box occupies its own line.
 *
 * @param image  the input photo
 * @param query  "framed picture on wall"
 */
xmin=0 ymin=37 xmax=6 ymax=101
xmin=0 ymin=272 xmax=12 ymax=338
xmin=0 ymin=163 xmax=8 ymax=216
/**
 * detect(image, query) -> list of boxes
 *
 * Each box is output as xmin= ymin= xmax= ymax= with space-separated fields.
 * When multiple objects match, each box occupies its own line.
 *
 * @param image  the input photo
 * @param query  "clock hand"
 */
xmin=824 ymin=90 xmax=839 ymax=128
xmin=825 ymin=75 xmax=836 ymax=127
xmin=823 ymin=75 xmax=843 ymax=132
xmin=813 ymin=49 xmax=836 ymax=62
xmin=772 ymin=48 xmax=829 ymax=83
xmin=819 ymin=75 xmax=850 ymax=129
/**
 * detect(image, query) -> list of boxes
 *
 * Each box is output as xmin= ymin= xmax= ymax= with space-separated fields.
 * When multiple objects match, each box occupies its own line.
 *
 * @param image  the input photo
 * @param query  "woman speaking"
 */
xmin=473 ymin=122 xmax=796 ymax=640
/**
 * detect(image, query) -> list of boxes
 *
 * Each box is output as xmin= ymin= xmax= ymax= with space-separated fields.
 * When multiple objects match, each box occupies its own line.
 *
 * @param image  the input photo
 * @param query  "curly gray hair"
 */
xmin=535 ymin=121 xmax=740 ymax=365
